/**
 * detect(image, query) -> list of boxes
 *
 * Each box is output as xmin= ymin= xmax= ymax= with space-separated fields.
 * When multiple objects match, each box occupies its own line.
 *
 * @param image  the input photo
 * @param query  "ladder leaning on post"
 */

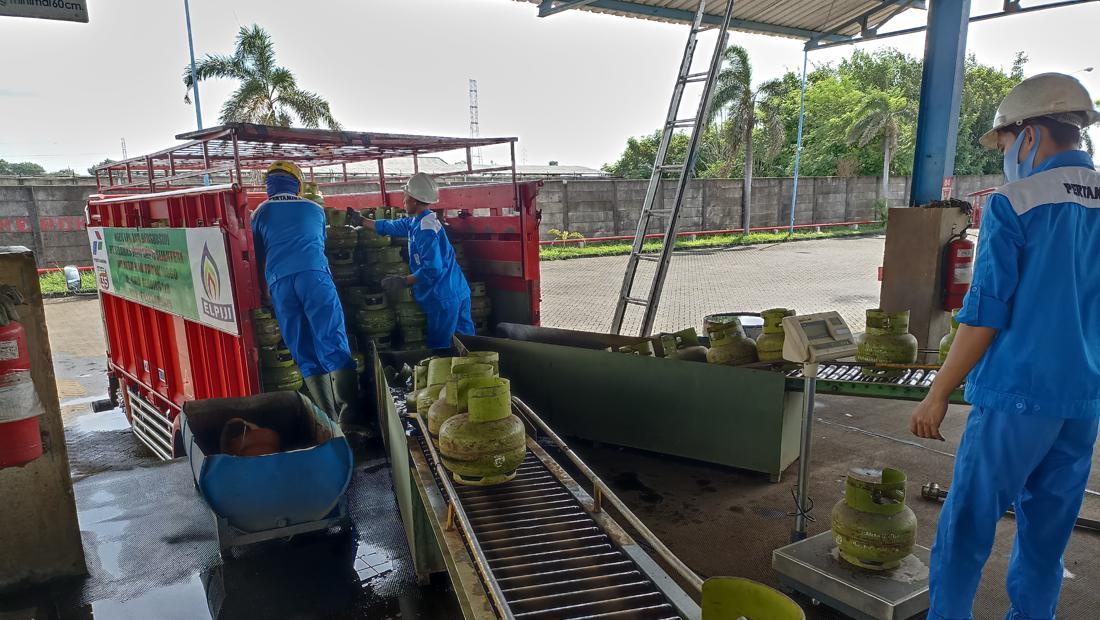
xmin=609 ymin=0 xmax=737 ymax=337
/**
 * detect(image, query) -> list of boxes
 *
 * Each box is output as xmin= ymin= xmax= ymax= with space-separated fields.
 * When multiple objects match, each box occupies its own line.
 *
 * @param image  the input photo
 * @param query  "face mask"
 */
xmin=265 ymin=173 xmax=300 ymax=198
xmin=1002 ymin=127 xmax=1041 ymax=182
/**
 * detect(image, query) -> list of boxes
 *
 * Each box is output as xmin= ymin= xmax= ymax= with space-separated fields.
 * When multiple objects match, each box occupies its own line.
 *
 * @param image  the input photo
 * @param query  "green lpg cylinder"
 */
xmin=831 ymin=467 xmax=917 ymax=570
xmin=427 ymin=362 xmax=495 ymax=442
xmin=465 ymin=351 xmax=500 ymax=375
xmin=757 ymin=308 xmax=796 ymax=363
xmin=356 ymin=303 xmax=396 ymax=350
xmin=416 ymin=384 xmax=444 ymax=418
xmin=261 ymin=365 xmax=303 ymax=392
xmin=658 ymin=328 xmax=708 ymax=362
xmin=857 ymin=309 xmax=918 ymax=366
xmin=395 ymin=302 xmax=427 ymax=328
xmin=401 ymin=325 xmax=426 ymax=350
xmin=614 ymin=341 xmax=655 ymax=356
xmin=438 ymin=377 xmax=526 ymax=486
xmin=327 ymin=249 xmax=360 ymax=287
xmin=345 ymin=286 xmax=374 ymax=308
xmin=939 ymin=310 xmax=960 ymax=364
xmin=259 ymin=343 xmax=296 ymax=368
xmin=251 ymin=308 xmax=283 ymax=347
xmin=325 ymin=226 xmax=358 ymax=252
xmin=706 ymin=317 xmax=758 ymax=366
xmin=352 ymin=351 xmax=366 ymax=375
xmin=408 ymin=357 xmax=433 ymax=412
xmin=469 ymin=281 xmax=492 ymax=334
xmin=412 ymin=357 xmax=454 ymax=411
xmin=358 ymin=221 xmax=392 ymax=249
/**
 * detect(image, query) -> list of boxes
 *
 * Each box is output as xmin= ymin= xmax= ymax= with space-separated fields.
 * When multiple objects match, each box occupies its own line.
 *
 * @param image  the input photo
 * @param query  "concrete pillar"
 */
xmin=0 ymin=246 xmax=86 ymax=592
xmin=910 ymin=0 xmax=971 ymax=206
xmin=879 ymin=207 xmax=970 ymax=352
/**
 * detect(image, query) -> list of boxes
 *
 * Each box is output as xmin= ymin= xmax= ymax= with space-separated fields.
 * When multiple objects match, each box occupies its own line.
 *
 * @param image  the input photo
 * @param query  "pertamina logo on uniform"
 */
xmin=199 ymin=243 xmax=233 ymax=323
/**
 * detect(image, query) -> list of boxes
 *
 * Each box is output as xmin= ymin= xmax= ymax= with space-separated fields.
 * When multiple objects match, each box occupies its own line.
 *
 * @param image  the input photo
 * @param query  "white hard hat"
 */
xmin=980 ymin=72 xmax=1100 ymax=149
xmin=403 ymin=172 xmax=440 ymax=204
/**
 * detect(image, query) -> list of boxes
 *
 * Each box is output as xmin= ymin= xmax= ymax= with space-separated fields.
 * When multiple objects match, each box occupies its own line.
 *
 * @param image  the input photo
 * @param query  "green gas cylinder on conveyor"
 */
xmin=831 ymin=467 xmax=917 ymax=571
xmin=465 ymin=351 xmax=500 ymax=375
xmin=613 ymin=341 xmax=655 ymax=357
xmin=857 ymin=309 xmax=918 ymax=370
xmin=756 ymin=308 xmax=796 ymax=363
xmin=427 ymin=362 xmax=495 ymax=443
xmin=438 ymin=377 xmax=526 ymax=486
xmin=706 ymin=317 xmax=758 ymax=366
xmin=658 ymin=328 xmax=708 ymax=362
xmin=938 ymin=310 xmax=960 ymax=364
xmin=412 ymin=357 xmax=453 ymax=413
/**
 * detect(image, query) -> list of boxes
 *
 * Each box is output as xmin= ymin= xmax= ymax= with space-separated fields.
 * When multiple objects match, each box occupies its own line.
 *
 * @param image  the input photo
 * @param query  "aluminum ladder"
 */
xmin=610 ymin=0 xmax=736 ymax=336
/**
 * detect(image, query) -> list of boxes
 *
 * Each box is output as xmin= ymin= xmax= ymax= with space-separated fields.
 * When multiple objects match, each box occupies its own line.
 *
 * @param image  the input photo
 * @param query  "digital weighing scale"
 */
xmin=773 ymin=311 xmax=931 ymax=620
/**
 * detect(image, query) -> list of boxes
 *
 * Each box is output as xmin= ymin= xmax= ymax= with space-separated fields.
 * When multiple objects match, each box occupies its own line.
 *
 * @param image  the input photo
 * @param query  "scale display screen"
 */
xmin=782 ymin=311 xmax=858 ymax=364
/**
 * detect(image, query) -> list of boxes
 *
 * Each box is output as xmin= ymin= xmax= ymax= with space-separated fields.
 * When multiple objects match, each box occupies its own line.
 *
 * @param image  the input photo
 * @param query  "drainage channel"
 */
xmin=416 ymin=433 xmax=684 ymax=620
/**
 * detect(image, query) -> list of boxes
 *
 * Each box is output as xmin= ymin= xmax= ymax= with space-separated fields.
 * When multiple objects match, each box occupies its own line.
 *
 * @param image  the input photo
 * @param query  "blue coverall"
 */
xmin=930 ymin=150 xmax=1100 ymax=620
xmin=375 ymin=210 xmax=473 ymax=349
xmin=251 ymin=174 xmax=355 ymax=378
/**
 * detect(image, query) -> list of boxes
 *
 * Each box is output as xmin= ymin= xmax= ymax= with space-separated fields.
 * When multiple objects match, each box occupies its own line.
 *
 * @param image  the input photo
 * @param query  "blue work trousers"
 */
xmin=425 ymin=295 xmax=475 ymax=350
xmin=269 ymin=270 xmax=355 ymax=378
xmin=929 ymin=406 xmax=1098 ymax=620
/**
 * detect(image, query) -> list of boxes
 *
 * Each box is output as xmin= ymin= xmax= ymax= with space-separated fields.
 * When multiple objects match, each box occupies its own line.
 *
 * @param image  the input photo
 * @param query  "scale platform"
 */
xmin=772 ymin=531 xmax=930 ymax=620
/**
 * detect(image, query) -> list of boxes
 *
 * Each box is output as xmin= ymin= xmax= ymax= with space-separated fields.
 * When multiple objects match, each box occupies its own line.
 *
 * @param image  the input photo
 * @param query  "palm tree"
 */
xmin=846 ymin=91 xmax=914 ymax=203
xmin=709 ymin=45 xmax=787 ymax=233
xmin=183 ymin=24 xmax=340 ymax=130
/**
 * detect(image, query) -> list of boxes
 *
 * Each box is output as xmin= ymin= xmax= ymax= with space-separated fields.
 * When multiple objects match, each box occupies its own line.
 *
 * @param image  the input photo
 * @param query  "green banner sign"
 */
xmin=88 ymin=226 xmax=239 ymax=335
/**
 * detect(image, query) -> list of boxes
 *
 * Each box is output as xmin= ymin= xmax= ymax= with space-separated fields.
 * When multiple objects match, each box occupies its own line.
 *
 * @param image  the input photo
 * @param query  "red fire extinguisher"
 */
xmin=942 ymin=229 xmax=976 ymax=311
xmin=0 ymin=297 xmax=43 ymax=468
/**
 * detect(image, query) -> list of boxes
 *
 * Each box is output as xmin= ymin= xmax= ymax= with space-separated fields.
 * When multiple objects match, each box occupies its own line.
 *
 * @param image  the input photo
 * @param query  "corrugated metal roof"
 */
xmin=519 ymin=0 xmax=922 ymax=41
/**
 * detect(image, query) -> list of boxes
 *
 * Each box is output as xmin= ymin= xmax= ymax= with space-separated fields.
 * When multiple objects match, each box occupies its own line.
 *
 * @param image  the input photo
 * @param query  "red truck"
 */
xmin=87 ymin=123 xmax=541 ymax=458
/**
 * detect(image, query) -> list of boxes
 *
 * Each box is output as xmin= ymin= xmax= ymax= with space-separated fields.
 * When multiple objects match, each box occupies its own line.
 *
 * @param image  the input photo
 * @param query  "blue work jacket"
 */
xmin=376 ymin=210 xmax=470 ymax=308
xmin=251 ymin=194 xmax=330 ymax=285
xmin=958 ymin=150 xmax=1100 ymax=418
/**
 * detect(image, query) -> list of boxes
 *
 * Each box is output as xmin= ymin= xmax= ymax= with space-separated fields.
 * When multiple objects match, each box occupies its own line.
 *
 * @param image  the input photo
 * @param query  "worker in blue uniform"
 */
xmin=347 ymin=172 xmax=474 ymax=351
xmin=910 ymin=73 xmax=1100 ymax=620
xmin=252 ymin=161 xmax=360 ymax=429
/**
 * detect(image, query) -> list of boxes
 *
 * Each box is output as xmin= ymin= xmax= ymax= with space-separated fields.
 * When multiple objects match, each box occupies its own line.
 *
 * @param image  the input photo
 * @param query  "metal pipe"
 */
xmin=183 ymin=0 xmax=203 ymax=131
xmin=412 ymin=414 xmax=515 ymax=620
xmin=788 ymin=50 xmax=809 ymax=234
xmin=793 ymin=363 xmax=819 ymax=540
xmin=512 ymin=397 xmax=704 ymax=596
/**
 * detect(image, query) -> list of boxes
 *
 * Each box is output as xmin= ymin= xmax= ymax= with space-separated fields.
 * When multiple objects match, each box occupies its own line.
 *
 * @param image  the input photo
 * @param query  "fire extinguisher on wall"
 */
xmin=942 ymin=229 xmax=976 ymax=311
xmin=0 ymin=285 xmax=44 ymax=469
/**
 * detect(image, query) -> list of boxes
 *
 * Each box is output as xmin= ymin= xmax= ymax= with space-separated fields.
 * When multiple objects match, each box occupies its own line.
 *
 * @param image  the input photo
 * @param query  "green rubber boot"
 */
xmin=303 ymin=373 xmax=338 ymax=421
xmin=331 ymin=368 xmax=374 ymax=437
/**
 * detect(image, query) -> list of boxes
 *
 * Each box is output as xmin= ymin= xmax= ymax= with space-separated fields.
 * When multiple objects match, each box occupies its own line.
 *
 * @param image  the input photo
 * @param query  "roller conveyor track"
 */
xmin=415 ymin=434 xmax=684 ymax=620
xmin=781 ymin=361 xmax=966 ymax=403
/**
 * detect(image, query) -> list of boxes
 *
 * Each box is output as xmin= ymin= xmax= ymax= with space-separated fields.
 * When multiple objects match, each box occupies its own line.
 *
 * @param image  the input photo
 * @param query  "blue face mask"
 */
xmin=1002 ymin=127 xmax=1041 ymax=182
xmin=265 ymin=173 xmax=300 ymax=197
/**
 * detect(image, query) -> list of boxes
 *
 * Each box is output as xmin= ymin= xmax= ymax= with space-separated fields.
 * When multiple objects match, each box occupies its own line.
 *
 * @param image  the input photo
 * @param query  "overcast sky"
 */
xmin=1 ymin=0 xmax=1097 ymax=173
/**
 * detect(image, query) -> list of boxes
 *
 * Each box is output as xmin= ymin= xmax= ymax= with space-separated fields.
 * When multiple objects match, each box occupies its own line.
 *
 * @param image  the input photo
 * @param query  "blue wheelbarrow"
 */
xmin=180 ymin=391 xmax=354 ymax=557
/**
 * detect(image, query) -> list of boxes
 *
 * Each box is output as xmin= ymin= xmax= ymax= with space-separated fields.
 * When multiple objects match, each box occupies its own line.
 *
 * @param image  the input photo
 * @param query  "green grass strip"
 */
xmin=39 ymin=270 xmax=98 ymax=294
xmin=539 ymin=224 xmax=884 ymax=261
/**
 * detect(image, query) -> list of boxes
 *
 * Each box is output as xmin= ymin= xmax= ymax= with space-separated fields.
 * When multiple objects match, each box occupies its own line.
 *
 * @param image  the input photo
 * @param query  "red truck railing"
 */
xmin=89 ymin=124 xmax=540 ymax=458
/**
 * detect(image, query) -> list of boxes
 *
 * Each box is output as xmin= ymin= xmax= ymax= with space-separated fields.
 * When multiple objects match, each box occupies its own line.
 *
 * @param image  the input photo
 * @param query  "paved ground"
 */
xmin=540 ymin=234 xmax=886 ymax=335
xmin=36 ymin=234 xmax=1100 ymax=619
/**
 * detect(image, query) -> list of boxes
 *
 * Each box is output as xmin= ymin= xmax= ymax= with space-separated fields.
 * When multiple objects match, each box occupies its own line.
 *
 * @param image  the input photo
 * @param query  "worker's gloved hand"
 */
xmin=381 ymin=276 xmax=408 ymax=292
xmin=345 ymin=207 xmax=364 ymax=227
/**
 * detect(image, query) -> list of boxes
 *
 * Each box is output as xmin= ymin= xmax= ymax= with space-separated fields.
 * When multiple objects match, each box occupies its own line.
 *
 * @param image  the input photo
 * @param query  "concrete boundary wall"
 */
xmin=537 ymin=174 xmax=1002 ymax=239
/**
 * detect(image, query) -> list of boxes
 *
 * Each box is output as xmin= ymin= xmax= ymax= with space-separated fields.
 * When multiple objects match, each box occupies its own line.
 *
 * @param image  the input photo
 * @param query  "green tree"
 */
xmin=183 ymin=24 xmax=340 ymax=129
xmin=0 ymin=160 xmax=46 ymax=176
xmin=601 ymin=129 xmax=719 ymax=179
xmin=846 ymin=91 xmax=915 ymax=200
xmin=709 ymin=45 xmax=786 ymax=230
xmin=88 ymin=158 xmax=117 ymax=176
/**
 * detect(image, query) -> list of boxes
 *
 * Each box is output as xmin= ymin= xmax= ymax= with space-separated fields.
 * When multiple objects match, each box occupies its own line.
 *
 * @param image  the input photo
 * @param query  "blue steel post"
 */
xmin=184 ymin=0 xmax=203 ymax=131
xmin=910 ymin=0 xmax=971 ymax=206
xmin=788 ymin=50 xmax=809 ymax=234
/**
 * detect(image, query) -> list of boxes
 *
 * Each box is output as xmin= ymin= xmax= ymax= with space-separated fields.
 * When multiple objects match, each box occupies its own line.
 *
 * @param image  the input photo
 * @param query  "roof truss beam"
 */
xmin=538 ymin=0 xmax=601 ymax=17
xmin=807 ymin=0 xmax=1096 ymax=49
xmin=541 ymin=0 xmax=851 ymax=41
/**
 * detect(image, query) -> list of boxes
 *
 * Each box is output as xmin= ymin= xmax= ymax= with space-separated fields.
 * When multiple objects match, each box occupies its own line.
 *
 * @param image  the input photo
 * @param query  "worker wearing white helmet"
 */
xmin=347 ymin=173 xmax=474 ymax=350
xmin=911 ymin=73 xmax=1100 ymax=620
